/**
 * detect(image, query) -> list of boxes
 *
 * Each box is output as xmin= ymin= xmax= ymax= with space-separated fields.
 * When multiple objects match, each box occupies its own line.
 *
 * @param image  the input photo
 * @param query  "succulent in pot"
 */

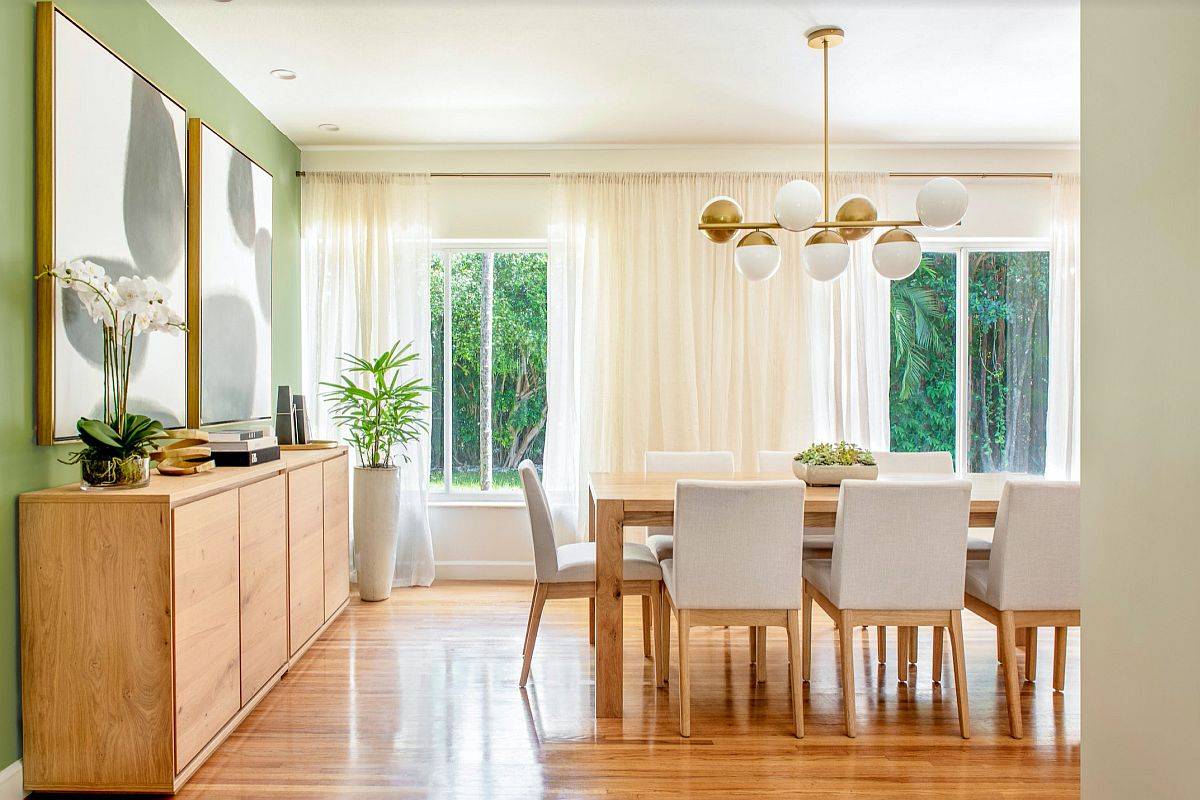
xmin=792 ymin=441 xmax=878 ymax=486
xmin=37 ymin=260 xmax=184 ymax=490
xmin=322 ymin=341 xmax=431 ymax=601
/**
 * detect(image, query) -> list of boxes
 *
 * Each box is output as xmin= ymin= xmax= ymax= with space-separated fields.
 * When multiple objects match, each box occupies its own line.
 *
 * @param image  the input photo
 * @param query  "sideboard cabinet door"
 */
xmin=289 ymin=462 xmax=325 ymax=653
xmin=239 ymin=475 xmax=288 ymax=703
xmin=323 ymin=454 xmax=350 ymax=618
xmin=173 ymin=490 xmax=241 ymax=773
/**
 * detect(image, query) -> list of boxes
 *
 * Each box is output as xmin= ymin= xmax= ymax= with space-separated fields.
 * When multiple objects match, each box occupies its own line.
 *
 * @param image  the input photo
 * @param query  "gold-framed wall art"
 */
xmin=35 ymin=1 xmax=189 ymax=444
xmin=186 ymin=118 xmax=274 ymax=428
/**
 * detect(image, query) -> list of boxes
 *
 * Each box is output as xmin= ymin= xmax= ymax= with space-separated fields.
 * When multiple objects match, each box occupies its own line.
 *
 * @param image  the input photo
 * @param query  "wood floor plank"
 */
xmin=105 ymin=581 xmax=1079 ymax=799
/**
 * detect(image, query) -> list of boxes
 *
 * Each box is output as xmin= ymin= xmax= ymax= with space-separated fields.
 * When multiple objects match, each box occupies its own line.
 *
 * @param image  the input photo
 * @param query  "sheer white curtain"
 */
xmin=547 ymin=171 xmax=846 ymax=536
xmin=808 ymin=172 xmax=891 ymax=450
xmin=1045 ymin=173 xmax=1081 ymax=479
xmin=300 ymin=171 xmax=436 ymax=587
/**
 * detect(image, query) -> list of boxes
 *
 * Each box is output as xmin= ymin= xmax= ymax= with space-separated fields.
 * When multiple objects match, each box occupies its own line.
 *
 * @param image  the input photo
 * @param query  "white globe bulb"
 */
xmin=734 ymin=231 xmax=781 ymax=282
xmin=773 ymin=179 xmax=823 ymax=231
xmin=872 ymin=229 xmax=922 ymax=280
xmin=802 ymin=230 xmax=849 ymax=281
xmin=916 ymin=177 xmax=969 ymax=230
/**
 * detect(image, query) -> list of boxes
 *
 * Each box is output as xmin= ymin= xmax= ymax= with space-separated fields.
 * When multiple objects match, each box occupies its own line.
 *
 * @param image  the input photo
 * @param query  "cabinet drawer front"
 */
xmin=173 ymin=491 xmax=241 ymax=773
xmin=288 ymin=463 xmax=325 ymax=653
xmin=239 ymin=475 xmax=288 ymax=703
xmin=323 ymin=454 xmax=350 ymax=618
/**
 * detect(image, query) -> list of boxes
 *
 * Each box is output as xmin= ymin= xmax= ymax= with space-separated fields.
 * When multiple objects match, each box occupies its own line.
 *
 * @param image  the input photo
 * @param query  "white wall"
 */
xmin=302 ymin=144 xmax=1078 ymax=578
xmin=1081 ymin=1 xmax=1200 ymax=796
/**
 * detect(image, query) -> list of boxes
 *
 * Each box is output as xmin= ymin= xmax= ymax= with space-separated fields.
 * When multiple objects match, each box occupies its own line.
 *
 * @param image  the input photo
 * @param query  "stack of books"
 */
xmin=208 ymin=429 xmax=281 ymax=467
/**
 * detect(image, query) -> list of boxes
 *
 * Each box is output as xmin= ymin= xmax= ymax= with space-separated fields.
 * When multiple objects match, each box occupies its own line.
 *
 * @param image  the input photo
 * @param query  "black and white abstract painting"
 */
xmin=52 ymin=11 xmax=188 ymax=440
xmin=199 ymin=124 xmax=273 ymax=424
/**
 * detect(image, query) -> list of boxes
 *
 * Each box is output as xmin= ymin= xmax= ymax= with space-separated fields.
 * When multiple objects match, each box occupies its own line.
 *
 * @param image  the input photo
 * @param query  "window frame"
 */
xmin=429 ymin=238 xmax=549 ymax=502
xmin=912 ymin=237 xmax=1051 ymax=475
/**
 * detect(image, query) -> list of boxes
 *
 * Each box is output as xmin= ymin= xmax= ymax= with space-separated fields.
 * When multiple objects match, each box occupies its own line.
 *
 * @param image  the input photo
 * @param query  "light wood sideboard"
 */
xmin=19 ymin=448 xmax=352 ymax=794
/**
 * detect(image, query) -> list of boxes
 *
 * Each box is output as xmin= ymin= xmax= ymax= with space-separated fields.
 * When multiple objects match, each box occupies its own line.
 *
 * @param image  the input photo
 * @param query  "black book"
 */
xmin=212 ymin=445 xmax=281 ymax=467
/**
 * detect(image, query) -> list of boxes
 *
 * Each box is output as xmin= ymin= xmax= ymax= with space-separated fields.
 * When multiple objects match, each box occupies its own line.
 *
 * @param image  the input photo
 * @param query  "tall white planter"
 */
xmin=353 ymin=466 xmax=401 ymax=601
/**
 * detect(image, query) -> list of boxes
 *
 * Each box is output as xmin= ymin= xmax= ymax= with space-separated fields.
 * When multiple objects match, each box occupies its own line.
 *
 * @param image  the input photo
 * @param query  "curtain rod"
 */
xmin=293 ymin=170 xmax=1054 ymax=179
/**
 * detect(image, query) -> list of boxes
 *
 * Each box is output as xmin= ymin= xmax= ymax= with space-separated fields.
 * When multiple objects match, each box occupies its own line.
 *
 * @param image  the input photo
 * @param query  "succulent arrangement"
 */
xmin=794 ymin=441 xmax=876 ymax=467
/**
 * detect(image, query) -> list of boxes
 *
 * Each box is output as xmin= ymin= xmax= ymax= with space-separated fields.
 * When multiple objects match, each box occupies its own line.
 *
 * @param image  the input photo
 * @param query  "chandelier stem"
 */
xmin=823 ymin=39 xmax=829 ymax=223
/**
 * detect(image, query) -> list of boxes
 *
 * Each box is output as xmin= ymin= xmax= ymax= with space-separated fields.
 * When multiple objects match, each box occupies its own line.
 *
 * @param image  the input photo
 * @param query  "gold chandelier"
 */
xmin=698 ymin=25 xmax=969 ymax=283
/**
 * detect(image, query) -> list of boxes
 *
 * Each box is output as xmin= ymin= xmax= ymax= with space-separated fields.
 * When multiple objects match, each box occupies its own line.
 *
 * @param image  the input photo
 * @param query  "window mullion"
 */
xmin=954 ymin=246 xmax=970 ymax=474
xmin=442 ymin=249 xmax=453 ymax=493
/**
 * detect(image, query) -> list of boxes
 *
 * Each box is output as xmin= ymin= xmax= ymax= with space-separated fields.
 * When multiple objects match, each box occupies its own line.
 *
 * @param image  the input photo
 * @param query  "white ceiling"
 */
xmin=148 ymin=0 xmax=1080 ymax=148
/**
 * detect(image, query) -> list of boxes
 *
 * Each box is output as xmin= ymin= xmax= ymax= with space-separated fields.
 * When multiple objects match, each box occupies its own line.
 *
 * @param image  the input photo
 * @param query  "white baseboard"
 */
xmin=434 ymin=560 xmax=533 ymax=581
xmin=0 ymin=760 xmax=26 ymax=799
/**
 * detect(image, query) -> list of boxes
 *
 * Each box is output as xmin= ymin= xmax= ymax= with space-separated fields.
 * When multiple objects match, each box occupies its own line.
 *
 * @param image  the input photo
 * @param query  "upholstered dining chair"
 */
xmin=517 ymin=461 xmax=665 ymax=688
xmin=867 ymin=450 xmax=956 ymax=670
xmin=756 ymin=449 xmax=797 ymax=473
xmin=803 ymin=479 xmax=973 ymax=738
xmin=964 ymin=481 xmax=1080 ymax=738
xmin=659 ymin=479 xmax=806 ymax=738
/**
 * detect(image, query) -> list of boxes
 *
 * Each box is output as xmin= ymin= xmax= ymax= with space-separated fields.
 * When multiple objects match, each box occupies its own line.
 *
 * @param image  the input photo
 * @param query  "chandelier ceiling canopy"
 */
xmin=698 ymin=25 xmax=969 ymax=283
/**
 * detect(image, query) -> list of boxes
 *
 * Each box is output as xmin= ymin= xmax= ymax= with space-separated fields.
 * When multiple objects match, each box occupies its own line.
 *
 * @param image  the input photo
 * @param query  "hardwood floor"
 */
xmin=159 ymin=581 xmax=1077 ymax=798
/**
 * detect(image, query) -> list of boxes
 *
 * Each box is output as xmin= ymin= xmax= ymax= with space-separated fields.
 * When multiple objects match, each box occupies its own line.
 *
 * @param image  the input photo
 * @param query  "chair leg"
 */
xmin=948 ymin=610 xmax=970 ymax=739
xmin=999 ymin=611 xmax=1023 ymax=738
xmin=801 ymin=585 xmax=812 ymax=682
xmin=786 ymin=609 xmax=804 ymax=738
xmin=641 ymin=595 xmax=653 ymax=659
xmin=876 ymin=626 xmax=886 ymax=665
xmin=997 ymin=631 xmax=1003 ymax=663
xmin=909 ymin=625 xmax=919 ymax=665
xmin=897 ymin=626 xmax=910 ymax=683
xmin=519 ymin=584 xmax=549 ymax=687
xmin=522 ymin=581 xmax=538 ymax=655
xmin=838 ymin=611 xmax=857 ymax=737
xmin=677 ymin=610 xmax=691 ymax=737
xmin=1025 ymin=627 xmax=1038 ymax=682
xmin=660 ymin=587 xmax=672 ymax=687
xmin=650 ymin=587 xmax=664 ymax=686
xmin=748 ymin=626 xmax=757 ymax=664
xmin=755 ymin=626 xmax=767 ymax=683
xmin=588 ymin=597 xmax=596 ymax=646
xmin=932 ymin=626 xmax=945 ymax=685
xmin=1053 ymin=626 xmax=1068 ymax=693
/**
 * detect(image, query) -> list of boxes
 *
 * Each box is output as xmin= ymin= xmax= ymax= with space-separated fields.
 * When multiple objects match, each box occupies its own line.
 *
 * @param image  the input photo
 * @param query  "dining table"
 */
xmin=585 ymin=470 xmax=1009 ymax=719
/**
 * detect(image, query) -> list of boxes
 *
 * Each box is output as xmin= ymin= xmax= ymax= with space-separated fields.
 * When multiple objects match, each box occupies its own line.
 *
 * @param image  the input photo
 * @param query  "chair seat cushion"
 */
xmin=802 ymin=559 xmax=834 ymax=603
xmin=803 ymin=533 xmax=834 ymax=556
xmin=646 ymin=534 xmax=674 ymax=561
xmin=964 ymin=561 xmax=989 ymax=601
xmin=967 ymin=536 xmax=992 ymax=553
xmin=551 ymin=541 xmax=663 ymax=583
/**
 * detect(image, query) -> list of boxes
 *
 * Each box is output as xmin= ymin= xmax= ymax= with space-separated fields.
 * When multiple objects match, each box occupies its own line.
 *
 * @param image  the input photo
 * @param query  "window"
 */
xmin=889 ymin=244 xmax=1050 ymax=474
xmin=430 ymin=243 xmax=548 ymax=494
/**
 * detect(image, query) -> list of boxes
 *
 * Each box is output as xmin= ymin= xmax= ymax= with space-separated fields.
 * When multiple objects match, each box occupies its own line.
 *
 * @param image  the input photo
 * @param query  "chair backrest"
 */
xmin=644 ymin=450 xmax=736 ymax=473
xmin=644 ymin=451 xmax=735 ymax=538
xmin=518 ymin=460 xmax=559 ymax=582
xmin=756 ymin=450 xmax=796 ymax=473
xmin=671 ymin=480 xmax=805 ymax=609
xmin=830 ymin=479 xmax=971 ymax=610
xmin=986 ymin=481 xmax=1080 ymax=610
xmin=871 ymin=450 xmax=954 ymax=476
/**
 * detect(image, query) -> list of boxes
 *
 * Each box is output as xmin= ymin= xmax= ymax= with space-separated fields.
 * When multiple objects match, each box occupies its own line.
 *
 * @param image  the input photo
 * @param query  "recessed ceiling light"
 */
xmin=270 ymin=68 xmax=297 ymax=80
xmin=318 ymin=123 xmax=341 ymax=132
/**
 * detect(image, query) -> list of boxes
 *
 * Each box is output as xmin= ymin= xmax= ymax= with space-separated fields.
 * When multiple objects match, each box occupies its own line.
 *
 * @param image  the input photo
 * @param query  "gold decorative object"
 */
xmin=695 ymin=24 xmax=969 ymax=281
xmin=153 ymin=429 xmax=215 ymax=476
xmin=280 ymin=440 xmax=339 ymax=451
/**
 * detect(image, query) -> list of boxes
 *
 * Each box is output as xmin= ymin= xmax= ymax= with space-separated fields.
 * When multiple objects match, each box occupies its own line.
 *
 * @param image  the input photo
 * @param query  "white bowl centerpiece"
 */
xmin=792 ymin=442 xmax=878 ymax=486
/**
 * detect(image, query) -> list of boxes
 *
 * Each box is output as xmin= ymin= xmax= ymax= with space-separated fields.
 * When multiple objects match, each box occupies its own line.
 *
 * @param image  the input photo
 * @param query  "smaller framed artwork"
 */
xmin=187 ymin=119 xmax=273 ymax=426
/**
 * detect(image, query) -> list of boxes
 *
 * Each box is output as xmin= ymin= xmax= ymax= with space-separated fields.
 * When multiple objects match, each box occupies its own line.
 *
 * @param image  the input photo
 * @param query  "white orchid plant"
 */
xmin=38 ymin=259 xmax=186 ymax=476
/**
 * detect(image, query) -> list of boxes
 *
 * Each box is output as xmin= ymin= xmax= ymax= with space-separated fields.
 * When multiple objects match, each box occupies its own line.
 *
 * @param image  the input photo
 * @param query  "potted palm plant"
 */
xmin=322 ymin=341 xmax=430 ymax=601
xmin=37 ymin=260 xmax=185 ymax=489
xmin=792 ymin=442 xmax=878 ymax=486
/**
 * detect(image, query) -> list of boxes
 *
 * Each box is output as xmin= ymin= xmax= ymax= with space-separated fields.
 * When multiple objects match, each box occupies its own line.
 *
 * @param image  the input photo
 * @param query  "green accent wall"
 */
xmin=0 ymin=0 xmax=301 ymax=767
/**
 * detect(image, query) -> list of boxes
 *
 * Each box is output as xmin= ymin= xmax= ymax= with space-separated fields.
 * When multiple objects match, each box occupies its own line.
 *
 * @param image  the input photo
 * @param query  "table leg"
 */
xmin=594 ymin=498 xmax=624 ymax=718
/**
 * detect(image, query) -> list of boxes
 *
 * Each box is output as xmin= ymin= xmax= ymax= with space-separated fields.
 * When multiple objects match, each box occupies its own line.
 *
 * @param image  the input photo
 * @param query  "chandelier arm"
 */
xmin=699 ymin=220 xmax=946 ymax=232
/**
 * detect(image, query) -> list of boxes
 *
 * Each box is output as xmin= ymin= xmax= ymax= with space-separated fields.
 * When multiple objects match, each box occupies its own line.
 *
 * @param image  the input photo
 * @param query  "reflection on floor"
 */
xmin=170 ymin=581 xmax=1079 ymax=799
